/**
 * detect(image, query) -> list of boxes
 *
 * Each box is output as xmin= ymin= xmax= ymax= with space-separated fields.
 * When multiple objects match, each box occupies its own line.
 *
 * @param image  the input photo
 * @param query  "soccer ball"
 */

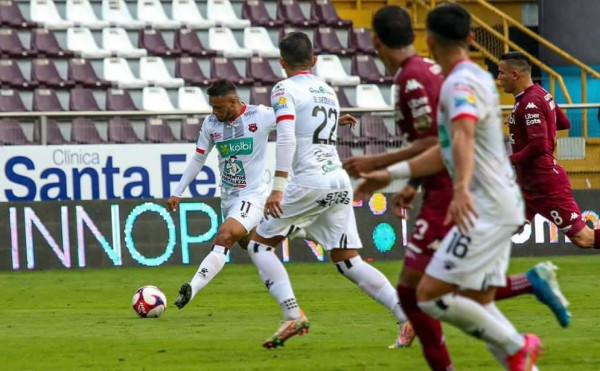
xmin=132 ymin=285 xmax=167 ymax=318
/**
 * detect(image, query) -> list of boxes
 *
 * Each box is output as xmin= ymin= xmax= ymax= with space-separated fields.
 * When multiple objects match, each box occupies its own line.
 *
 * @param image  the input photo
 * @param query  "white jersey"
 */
xmin=271 ymin=72 xmax=350 ymax=189
xmin=437 ymin=61 xmax=523 ymax=223
xmin=197 ymin=104 xmax=275 ymax=197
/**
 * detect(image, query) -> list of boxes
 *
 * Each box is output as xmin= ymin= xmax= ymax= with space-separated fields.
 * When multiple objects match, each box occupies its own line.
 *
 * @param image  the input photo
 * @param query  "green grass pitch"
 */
xmin=2 ymin=256 xmax=600 ymax=370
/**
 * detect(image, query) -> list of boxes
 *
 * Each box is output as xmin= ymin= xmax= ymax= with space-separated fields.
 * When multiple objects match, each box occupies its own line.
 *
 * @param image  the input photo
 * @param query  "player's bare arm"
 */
xmin=444 ymin=118 xmax=478 ymax=233
xmin=338 ymin=114 xmax=358 ymax=128
xmin=265 ymin=170 xmax=287 ymax=219
xmin=167 ymin=196 xmax=180 ymax=212
xmin=391 ymin=184 xmax=418 ymax=219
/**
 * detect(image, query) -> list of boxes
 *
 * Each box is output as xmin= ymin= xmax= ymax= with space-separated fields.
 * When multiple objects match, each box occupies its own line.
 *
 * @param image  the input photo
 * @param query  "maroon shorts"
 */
xmin=522 ymin=168 xmax=586 ymax=237
xmin=403 ymin=206 xmax=452 ymax=272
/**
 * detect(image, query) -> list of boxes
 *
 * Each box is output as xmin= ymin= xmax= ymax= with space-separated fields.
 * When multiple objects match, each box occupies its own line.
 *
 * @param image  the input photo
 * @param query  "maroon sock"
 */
xmin=495 ymin=274 xmax=532 ymax=300
xmin=594 ymin=229 xmax=600 ymax=249
xmin=397 ymin=285 xmax=453 ymax=371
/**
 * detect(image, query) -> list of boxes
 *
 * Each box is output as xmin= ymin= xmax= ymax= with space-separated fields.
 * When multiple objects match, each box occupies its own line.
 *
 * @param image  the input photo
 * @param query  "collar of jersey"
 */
xmin=447 ymin=58 xmax=471 ymax=76
xmin=289 ymin=70 xmax=312 ymax=77
xmin=228 ymin=104 xmax=247 ymax=124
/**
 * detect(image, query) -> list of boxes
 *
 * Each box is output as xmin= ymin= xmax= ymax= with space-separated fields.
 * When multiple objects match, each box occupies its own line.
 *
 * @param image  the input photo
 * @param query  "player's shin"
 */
xmin=189 ymin=245 xmax=229 ymax=298
xmin=248 ymin=240 xmax=301 ymax=320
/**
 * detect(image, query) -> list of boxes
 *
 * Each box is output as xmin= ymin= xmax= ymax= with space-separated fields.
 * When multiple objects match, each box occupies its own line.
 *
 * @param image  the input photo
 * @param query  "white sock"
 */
xmin=248 ymin=240 xmax=301 ymax=320
xmin=484 ymin=302 xmax=520 ymax=367
xmin=189 ymin=245 xmax=229 ymax=299
xmin=336 ymin=255 xmax=407 ymax=323
xmin=418 ymin=293 xmax=524 ymax=356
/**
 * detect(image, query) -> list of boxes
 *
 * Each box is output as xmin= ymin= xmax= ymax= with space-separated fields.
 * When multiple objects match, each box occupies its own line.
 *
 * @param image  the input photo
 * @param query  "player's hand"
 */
xmin=338 ymin=114 xmax=358 ymax=128
xmin=392 ymin=184 xmax=417 ymax=219
xmin=355 ymin=170 xmax=392 ymax=200
xmin=343 ymin=155 xmax=376 ymax=178
xmin=264 ymin=191 xmax=284 ymax=219
xmin=167 ymin=196 xmax=180 ymax=212
xmin=444 ymin=185 xmax=478 ymax=234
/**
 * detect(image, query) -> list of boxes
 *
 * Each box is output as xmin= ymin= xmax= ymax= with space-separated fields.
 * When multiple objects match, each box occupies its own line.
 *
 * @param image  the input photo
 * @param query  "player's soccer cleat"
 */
xmin=388 ymin=321 xmax=415 ymax=349
xmin=174 ymin=283 xmax=192 ymax=310
xmin=262 ymin=311 xmax=310 ymax=349
xmin=505 ymin=334 xmax=542 ymax=371
xmin=526 ymin=261 xmax=571 ymax=327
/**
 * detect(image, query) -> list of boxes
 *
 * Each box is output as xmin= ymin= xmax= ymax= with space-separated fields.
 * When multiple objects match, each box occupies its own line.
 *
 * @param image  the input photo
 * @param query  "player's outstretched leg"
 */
xmin=174 ymin=282 xmax=192 ymax=309
xmin=526 ymin=261 xmax=571 ymax=327
xmin=262 ymin=311 xmax=310 ymax=349
xmin=505 ymin=334 xmax=542 ymax=371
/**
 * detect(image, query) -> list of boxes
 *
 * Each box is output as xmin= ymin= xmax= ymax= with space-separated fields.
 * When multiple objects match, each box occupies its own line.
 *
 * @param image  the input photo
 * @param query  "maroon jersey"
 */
xmin=507 ymin=84 xmax=563 ymax=186
xmin=394 ymin=55 xmax=452 ymax=207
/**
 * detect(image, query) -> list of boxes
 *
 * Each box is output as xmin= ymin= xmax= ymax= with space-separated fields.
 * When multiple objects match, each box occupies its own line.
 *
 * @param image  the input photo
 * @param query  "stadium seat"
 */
xmin=177 ymin=86 xmax=210 ymax=111
xmin=314 ymin=54 xmax=360 ymax=86
xmin=364 ymin=143 xmax=387 ymax=155
xmin=206 ymin=0 xmax=250 ymax=29
xmin=108 ymin=117 xmax=140 ymax=143
xmin=71 ymin=117 xmax=105 ymax=143
xmin=32 ymin=119 xmax=70 ymax=144
xmin=174 ymin=28 xmax=217 ymax=57
xmin=31 ymin=58 xmax=75 ymax=88
xmin=68 ymin=58 xmax=112 ymax=88
xmin=0 ymin=88 xmax=28 ymax=111
xmin=208 ymin=27 xmax=253 ymax=58
xmin=249 ymin=85 xmax=271 ymax=106
xmin=210 ymin=57 xmax=253 ymax=86
xmin=172 ymin=0 xmax=215 ymax=29
xmin=31 ymin=0 xmax=75 ymax=30
xmin=67 ymin=27 xmax=111 ymax=58
xmin=32 ymin=88 xmax=65 ymax=111
xmin=310 ymin=0 xmax=352 ymax=28
xmin=139 ymin=28 xmax=181 ymax=57
xmin=142 ymin=86 xmax=175 ymax=111
xmin=175 ymin=57 xmax=215 ymax=87
xmin=332 ymin=86 xmax=352 ymax=107
xmin=0 ymin=119 xmax=31 ymax=145
xmin=69 ymin=87 xmax=100 ymax=111
xmin=0 ymin=0 xmax=37 ymax=28
xmin=361 ymin=114 xmax=400 ymax=144
xmin=101 ymin=0 xmax=145 ymax=29
xmin=66 ymin=0 xmax=110 ymax=29
xmin=242 ymin=0 xmax=284 ymax=28
xmin=313 ymin=27 xmax=355 ymax=56
xmin=355 ymin=84 xmax=390 ymax=109
xmin=103 ymin=57 xmax=148 ymax=88
xmin=278 ymin=26 xmax=299 ymax=40
xmin=243 ymin=27 xmax=280 ymax=58
xmin=180 ymin=116 xmax=202 ymax=142
xmin=0 ymin=28 xmax=37 ymax=58
xmin=349 ymin=28 xmax=376 ymax=55
xmin=246 ymin=57 xmax=281 ymax=85
xmin=276 ymin=0 xmax=317 ymax=27
xmin=137 ymin=0 xmax=181 ymax=29
xmin=351 ymin=55 xmax=393 ymax=84
xmin=337 ymin=124 xmax=368 ymax=145
xmin=31 ymin=29 xmax=75 ymax=58
xmin=0 ymin=59 xmax=38 ymax=89
xmin=140 ymin=56 xmax=185 ymax=88
xmin=106 ymin=88 xmax=138 ymax=110
xmin=103 ymin=27 xmax=147 ymax=58
xmin=145 ymin=116 xmax=178 ymax=142
xmin=336 ymin=144 xmax=353 ymax=161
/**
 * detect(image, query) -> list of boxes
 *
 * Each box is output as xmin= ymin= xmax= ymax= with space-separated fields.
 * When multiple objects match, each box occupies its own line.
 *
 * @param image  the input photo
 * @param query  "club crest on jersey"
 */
xmin=248 ymin=123 xmax=257 ymax=132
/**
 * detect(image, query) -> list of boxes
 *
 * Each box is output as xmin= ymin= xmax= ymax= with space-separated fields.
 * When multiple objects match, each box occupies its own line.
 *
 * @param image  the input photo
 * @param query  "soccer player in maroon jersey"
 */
xmin=498 ymin=51 xmax=600 ymax=250
xmin=344 ymin=6 xmax=570 ymax=370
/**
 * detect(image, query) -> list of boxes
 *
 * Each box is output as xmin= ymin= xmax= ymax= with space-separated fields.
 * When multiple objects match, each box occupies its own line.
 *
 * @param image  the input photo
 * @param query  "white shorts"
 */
xmin=221 ymin=194 xmax=266 ymax=234
xmin=257 ymin=183 xmax=361 ymax=251
xmin=425 ymin=216 xmax=519 ymax=291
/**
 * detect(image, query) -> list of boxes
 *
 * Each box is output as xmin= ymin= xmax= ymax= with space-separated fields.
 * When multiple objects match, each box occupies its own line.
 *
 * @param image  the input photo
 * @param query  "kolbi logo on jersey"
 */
xmin=217 ymin=138 xmax=254 ymax=158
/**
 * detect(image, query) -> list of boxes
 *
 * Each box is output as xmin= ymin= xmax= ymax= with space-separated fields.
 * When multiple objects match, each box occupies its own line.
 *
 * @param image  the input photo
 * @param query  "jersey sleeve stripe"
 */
xmin=451 ymin=113 xmax=479 ymax=123
xmin=196 ymin=148 xmax=206 ymax=154
xmin=276 ymin=114 xmax=295 ymax=123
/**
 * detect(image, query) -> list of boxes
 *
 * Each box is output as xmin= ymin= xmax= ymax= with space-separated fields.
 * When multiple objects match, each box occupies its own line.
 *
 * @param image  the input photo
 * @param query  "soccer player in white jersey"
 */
xmin=168 ymin=80 xmax=299 ymax=312
xmin=246 ymin=31 xmax=411 ymax=350
xmin=356 ymin=4 xmax=541 ymax=370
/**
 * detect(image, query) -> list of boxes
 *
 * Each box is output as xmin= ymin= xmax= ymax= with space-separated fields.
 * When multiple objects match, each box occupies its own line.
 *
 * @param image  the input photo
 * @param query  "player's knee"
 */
xmin=417 ymin=293 xmax=453 ymax=320
xmin=570 ymin=228 xmax=594 ymax=248
xmin=215 ymin=230 xmax=241 ymax=248
xmin=330 ymin=248 xmax=359 ymax=263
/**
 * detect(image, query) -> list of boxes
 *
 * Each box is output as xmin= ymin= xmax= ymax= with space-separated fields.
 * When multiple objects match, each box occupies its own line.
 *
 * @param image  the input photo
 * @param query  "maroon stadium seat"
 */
xmin=175 ymin=57 xmax=215 ymax=87
xmin=246 ymin=57 xmax=281 ymax=85
xmin=180 ymin=116 xmax=202 ymax=142
xmin=332 ymin=86 xmax=352 ymax=108
xmin=361 ymin=114 xmax=400 ymax=144
xmin=139 ymin=28 xmax=181 ymax=57
xmin=276 ymin=0 xmax=317 ymax=27
xmin=349 ymin=28 xmax=376 ymax=55
xmin=106 ymin=88 xmax=138 ymax=111
xmin=210 ymin=57 xmax=253 ymax=86
xmin=71 ymin=117 xmax=105 ymax=144
xmin=32 ymin=119 xmax=70 ymax=144
xmin=0 ymin=119 xmax=31 ymax=145
xmin=32 ymin=88 xmax=65 ymax=111
xmin=31 ymin=58 xmax=75 ymax=88
xmin=336 ymin=144 xmax=353 ymax=161
xmin=249 ymin=85 xmax=272 ymax=106
xmin=68 ymin=58 xmax=112 ymax=89
xmin=145 ymin=117 xmax=178 ymax=143
xmin=0 ymin=28 xmax=37 ymax=58
xmin=0 ymin=88 xmax=27 ymax=111
xmin=0 ymin=0 xmax=37 ymax=28
xmin=242 ymin=0 xmax=284 ymax=28
xmin=174 ymin=28 xmax=218 ymax=57
xmin=351 ymin=54 xmax=393 ymax=84
xmin=337 ymin=124 xmax=368 ymax=145
xmin=108 ymin=117 xmax=140 ymax=143
xmin=313 ymin=27 xmax=354 ymax=55
xmin=0 ymin=59 xmax=38 ymax=89
xmin=31 ymin=29 xmax=74 ymax=58
xmin=310 ymin=0 xmax=352 ymax=28
xmin=364 ymin=143 xmax=387 ymax=155
xmin=69 ymin=87 xmax=100 ymax=111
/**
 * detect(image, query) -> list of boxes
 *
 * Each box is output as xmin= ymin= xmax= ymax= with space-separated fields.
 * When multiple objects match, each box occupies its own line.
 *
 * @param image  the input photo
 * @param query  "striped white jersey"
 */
xmin=196 ymin=104 xmax=275 ymax=196
xmin=271 ymin=72 xmax=350 ymax=189
xmin=437 ymin=60 xmax=524 ymax=223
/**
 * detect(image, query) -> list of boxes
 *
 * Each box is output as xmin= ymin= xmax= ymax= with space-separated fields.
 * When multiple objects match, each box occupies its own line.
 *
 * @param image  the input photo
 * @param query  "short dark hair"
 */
xmin=500 ymin=51 xmax=532 ymax=73
xmin=206 ymin=79 xmax=237 ymax=97
xmin=426 ymin=3 xmax=471 ymax=44
xmin=279 ymin=32 xmax=313 ymax=69
xmin=372 ymin=6 xmax=414 ymax=48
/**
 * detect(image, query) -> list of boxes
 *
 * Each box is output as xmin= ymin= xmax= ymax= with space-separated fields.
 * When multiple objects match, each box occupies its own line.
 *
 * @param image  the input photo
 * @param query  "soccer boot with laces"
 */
xmin=506 ymin=334 xmax=542 ymax=371
xmin=263 ymin=311 xmax=310 ymax=349
xmin=388 ymin=321 xmax=416 ymax=349
xmin=174 ymin=283 xmax=192 ymax=310
xmin=526 ymin=261 xmax=571 ymax=327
